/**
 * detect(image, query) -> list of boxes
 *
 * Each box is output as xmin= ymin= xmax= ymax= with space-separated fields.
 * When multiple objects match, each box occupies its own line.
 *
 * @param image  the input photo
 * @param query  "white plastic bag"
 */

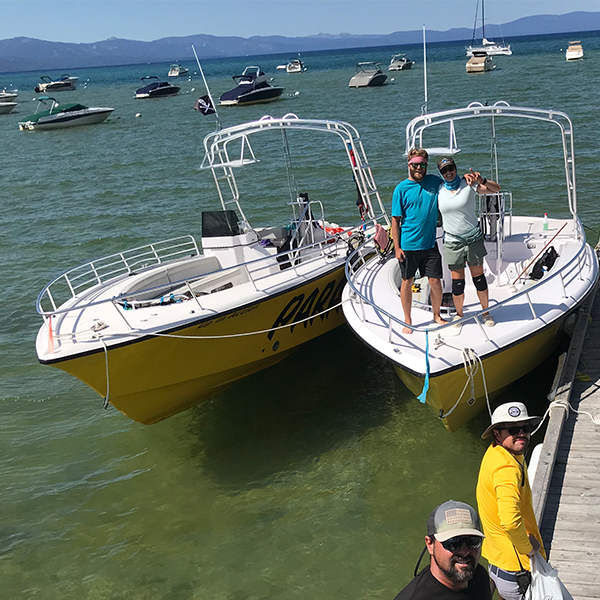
xmin=525 ymin=553 xmax=574 ymax=600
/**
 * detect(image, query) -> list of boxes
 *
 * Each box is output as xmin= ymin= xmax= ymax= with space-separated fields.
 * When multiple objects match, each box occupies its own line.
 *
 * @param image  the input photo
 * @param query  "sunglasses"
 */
xmin=440 ymin=166 xmax=456 ymax=175
xmin=410 ymin=163 xmax=427 ymax=169
xmin=439 ymin=536 xmax=483 ymax=552
xmin=499 ymin=424 xmax=533 ymax=436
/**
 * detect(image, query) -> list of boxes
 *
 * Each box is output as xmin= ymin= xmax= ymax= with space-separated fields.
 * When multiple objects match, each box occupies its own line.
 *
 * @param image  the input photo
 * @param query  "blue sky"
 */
xmin=1 ymin=0 xmax=599 ymax=43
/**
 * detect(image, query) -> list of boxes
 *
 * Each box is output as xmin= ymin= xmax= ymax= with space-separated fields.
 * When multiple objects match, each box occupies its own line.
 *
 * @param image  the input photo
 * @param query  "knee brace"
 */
xmin=473 ymin=274 xmax=488 ymax=292
xmin=452 ymin=278 xmax=466 ymax=296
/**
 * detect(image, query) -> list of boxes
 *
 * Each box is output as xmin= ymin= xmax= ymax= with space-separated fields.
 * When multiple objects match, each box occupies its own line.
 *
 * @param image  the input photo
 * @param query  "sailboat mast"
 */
xmin=481 ymin=0 xmax=485 ymax=41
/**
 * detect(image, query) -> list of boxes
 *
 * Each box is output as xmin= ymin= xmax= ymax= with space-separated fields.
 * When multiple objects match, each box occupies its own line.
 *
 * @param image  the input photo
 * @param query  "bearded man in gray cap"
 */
xmin=393 ymin=500 xmax=492 ymax=599
xmin=476 ymin=402 xmax=546 ymax=600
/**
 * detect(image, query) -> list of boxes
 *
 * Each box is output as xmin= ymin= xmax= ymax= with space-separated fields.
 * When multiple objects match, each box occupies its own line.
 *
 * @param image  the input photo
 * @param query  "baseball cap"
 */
xmin=427 ymin=500 xmax=484 ymax=542
xmin=437 ymin=157 xmax=456 ymax=171
xmin=481 ymin=402 xmax=542 ymax=439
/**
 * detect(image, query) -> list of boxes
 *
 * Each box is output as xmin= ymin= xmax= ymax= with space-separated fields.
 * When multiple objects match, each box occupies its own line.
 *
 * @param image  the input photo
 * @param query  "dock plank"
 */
xmin=532 ymin=262 xmax=600 ymax=600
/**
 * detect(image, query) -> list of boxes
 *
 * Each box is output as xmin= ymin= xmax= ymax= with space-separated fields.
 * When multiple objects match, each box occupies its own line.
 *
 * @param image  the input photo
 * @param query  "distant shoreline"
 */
xmin=1 ymin=14 xmax=599 ymax=74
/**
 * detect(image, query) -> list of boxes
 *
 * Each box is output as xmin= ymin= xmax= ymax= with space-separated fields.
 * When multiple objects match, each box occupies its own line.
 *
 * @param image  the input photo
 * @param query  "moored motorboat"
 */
xmin=0 ymin=102 xmax=17 ymax=114
xmin=219 ymin=67 xmax=284 ymax=106
xmin=388 ymin=54 xmax=414 ymax=71
xmin=343 ymin=102 xmax=598 ymax=432
xmin=566 ymin=41 xmax=584 ymax=61
xmin=35 ymin=114 xmax=388 ymax=425
xmin=18 ymin=96 xmax=114 ymax=131
xmin=134 ymin=76 xmax=180 ymax=98
xmin=0 ymin=89 xmax=18 ymax=102
xmin=466 ymin=38 xmax=512 ymax=57
xmin=466 ymin=51 xmax=494 ymax=73
xmin=466 ymin=0 xmax=512 ymax=56
xmin=286 ymin=58 xmax=306 ymax=73
xmin=348 ymin=62 xmax=387 ymax=87
xmin=34 ymin=75 xmax=76 ymax=93
xmin=168 ymin=64 xmax=189 ymax=77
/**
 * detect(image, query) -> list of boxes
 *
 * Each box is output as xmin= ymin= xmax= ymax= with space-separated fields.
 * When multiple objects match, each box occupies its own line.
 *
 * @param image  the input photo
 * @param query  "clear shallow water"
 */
xmin=1 ymin=32 xmax=600 ymax=599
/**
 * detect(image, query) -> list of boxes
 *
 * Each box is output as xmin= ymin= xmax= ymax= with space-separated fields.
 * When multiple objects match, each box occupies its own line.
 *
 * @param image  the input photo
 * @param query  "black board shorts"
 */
xmin=399 ymin=244 xmax=443 ymax=280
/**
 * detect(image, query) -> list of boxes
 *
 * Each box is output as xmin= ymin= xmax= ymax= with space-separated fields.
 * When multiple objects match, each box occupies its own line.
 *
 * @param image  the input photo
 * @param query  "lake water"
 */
xmin=1 ymin=30 xmax=600 ymax=599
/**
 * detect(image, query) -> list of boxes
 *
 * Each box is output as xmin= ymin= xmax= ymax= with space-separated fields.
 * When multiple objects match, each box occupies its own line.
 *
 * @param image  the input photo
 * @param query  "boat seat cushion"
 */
xmin=120 ymin=256 xmax=222 ymax=300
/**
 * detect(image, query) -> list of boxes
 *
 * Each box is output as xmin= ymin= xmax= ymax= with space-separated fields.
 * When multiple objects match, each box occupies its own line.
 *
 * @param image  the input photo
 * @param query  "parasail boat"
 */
xmin=343 ymin=102 xmax=598 ymax=432
xmin=35 ymin=114 xmax=388 ymax=425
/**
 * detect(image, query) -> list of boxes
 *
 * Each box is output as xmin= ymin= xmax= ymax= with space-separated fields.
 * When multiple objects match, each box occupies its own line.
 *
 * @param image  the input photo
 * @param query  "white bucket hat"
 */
xmin=481 ymin=402 xmax=542 ymax=439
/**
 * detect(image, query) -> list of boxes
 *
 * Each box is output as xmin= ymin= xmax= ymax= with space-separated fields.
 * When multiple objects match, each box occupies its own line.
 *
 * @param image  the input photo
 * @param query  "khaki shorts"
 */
xmin=443 ymin=238 xmax=487 ymax=270
xmin=488 ymin=565 xmax=528 ymax=600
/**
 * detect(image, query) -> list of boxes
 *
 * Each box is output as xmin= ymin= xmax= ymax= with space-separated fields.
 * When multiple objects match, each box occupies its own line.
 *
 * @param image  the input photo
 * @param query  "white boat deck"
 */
xmin=37 ymin=235 xmax=351 ymax=360
xmin=344 ymin=216 xmax=596 ymax=376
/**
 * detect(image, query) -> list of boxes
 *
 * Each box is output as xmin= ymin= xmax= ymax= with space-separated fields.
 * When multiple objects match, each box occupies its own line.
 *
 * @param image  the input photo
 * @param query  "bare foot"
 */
xmin=433 ymin=316 xmax=448 ymax=326
xmin=402 ymin=323 xmax=413 ymax=334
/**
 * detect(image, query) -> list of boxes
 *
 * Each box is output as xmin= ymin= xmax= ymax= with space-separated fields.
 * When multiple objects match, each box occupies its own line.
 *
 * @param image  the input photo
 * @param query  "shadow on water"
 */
xmin=184 ymin=325 xmax=406 ymax=486
xmin=181 ymin=320 xmax=564 ymax=486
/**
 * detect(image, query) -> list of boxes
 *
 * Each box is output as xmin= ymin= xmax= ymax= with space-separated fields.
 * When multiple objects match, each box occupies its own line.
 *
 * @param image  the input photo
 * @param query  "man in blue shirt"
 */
xmin=391 ymin=149 xmax=445 ymax=334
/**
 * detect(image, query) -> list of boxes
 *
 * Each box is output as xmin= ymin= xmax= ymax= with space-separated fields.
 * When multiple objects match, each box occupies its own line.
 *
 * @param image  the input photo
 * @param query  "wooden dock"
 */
xmin=531 ymin=264 xmax=600 ymax=600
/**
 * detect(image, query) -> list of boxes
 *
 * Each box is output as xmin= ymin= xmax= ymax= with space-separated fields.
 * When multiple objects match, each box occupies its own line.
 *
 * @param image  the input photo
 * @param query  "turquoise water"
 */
xmin=2 ymin=32 xmax=600 ymax=599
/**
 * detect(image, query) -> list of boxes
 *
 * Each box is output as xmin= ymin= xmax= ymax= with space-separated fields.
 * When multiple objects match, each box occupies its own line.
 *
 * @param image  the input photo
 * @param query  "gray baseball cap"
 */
xmin=427 ymin=500 xmax=485 ymax=542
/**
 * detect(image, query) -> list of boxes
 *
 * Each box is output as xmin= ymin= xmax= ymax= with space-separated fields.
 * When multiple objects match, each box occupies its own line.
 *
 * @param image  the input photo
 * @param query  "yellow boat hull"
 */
xmin=394 ymin=321 xmax=563 ymax=432
xmin=49 ymin=268 xmax=347 ymax=424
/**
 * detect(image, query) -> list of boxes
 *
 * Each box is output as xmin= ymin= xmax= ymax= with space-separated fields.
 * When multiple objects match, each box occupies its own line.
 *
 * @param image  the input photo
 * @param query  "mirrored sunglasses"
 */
xmin=440 ymin=535 xmax=483 ymax=552
xmin=410 ymin=163 xmax=427 ymax=169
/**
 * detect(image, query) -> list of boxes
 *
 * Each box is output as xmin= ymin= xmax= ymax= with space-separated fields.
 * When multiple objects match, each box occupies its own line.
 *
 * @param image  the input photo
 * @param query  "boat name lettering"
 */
xmin=196 ymin=305 xmax=258 ymax=329
xmin=267 ymin=277 xmax=345 ymax=340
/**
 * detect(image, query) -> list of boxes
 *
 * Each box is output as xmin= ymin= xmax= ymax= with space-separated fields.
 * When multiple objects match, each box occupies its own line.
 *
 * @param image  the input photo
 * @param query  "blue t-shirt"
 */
xmin=391 ymin=174 xmax=442 ymax=251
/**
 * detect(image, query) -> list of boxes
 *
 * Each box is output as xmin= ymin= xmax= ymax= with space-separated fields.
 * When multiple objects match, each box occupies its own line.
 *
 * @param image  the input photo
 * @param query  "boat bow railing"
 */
xmin=37 ymin=236 xmax=201 ymax=314
xmin=36 ymin=213 xmax=389 ymax=330
xmin=345 ymin=220 xmax=591 ymax=342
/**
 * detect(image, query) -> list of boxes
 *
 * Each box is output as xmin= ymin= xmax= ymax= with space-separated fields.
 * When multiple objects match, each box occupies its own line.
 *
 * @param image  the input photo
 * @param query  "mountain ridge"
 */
xmin=1 ymin=11 xmax=599 ymax=73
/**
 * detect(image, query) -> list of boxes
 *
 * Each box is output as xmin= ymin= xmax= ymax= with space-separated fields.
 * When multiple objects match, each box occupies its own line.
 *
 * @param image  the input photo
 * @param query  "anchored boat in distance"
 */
xmin=18 ymin=97 xmax=114 ymax=131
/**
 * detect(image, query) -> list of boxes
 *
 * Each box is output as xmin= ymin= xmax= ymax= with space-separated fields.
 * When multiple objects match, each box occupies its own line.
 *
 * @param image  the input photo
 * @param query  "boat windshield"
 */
xmin=357 ymin=62 xmax=381 ymax=73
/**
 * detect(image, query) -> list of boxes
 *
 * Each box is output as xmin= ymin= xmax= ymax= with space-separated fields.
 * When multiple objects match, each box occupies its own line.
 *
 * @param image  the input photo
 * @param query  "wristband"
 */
xmin=481 ymin=177 xmax=487 ymax=185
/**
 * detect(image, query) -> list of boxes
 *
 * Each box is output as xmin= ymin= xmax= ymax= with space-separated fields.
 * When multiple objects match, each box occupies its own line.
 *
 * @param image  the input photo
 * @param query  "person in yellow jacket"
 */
xmin=476 ymin=402 xmax=546 ymax=600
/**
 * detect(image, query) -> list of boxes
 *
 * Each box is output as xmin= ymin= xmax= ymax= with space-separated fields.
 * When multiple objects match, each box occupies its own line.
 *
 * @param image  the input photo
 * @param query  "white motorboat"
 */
xmin=466 ymin=51 xmax=494 ymax=73
xmin=168 ymin=64 xmax=189 ymax=77
xmin=18 ymin=97 xmax=114 ymax=131
xmin=0 ymin=102 xmax=17 ymax=114
xmin=34 ymin=75 xmax=77 ymax=93
xmin=286 ymin=58 xmax=306 ymax=73
xmin=0 ymin=89 xmax=18 ymax=102
xmin=343 ymin=102 xmax=598 ymax=432
xmin=566 ymin=41 xmax=584 ymax=61
xmin=388 ymin=54 xmax=414 ymax=71
xmin=466 ymin=0 xmax=512 ymax=57
xmin=35 ymin=114 xmax=388 ymax=425
xmin=349 ymin=62 xmax=387 ymax=87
